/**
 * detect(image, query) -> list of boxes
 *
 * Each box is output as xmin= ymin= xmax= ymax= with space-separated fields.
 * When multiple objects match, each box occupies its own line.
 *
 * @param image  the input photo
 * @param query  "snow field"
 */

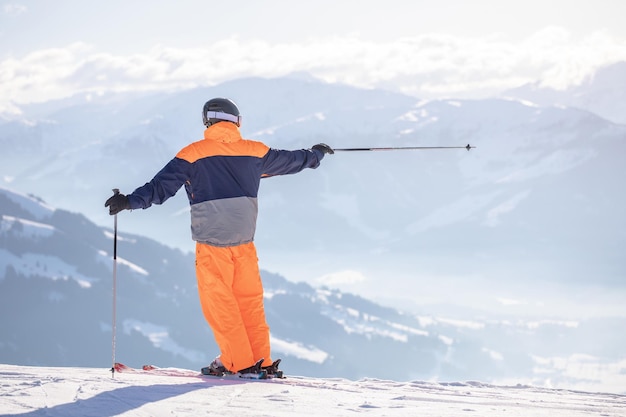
xmin=1 ymin=364 xmax=624 ymax=417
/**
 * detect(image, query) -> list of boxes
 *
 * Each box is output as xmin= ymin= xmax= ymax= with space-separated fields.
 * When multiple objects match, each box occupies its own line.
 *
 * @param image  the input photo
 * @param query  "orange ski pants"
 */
xmin=195 ymin=241 xmax=272 ymax=373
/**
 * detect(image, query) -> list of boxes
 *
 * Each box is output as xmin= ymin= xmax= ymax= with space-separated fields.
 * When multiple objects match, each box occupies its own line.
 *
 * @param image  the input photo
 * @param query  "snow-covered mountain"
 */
xmin=1 ymin=187 xmax=625 ymax=393
xmin=1 ymin=74 xmax=624 ymax=319
xmin=502 ymin=61 xmax=626 ymax=125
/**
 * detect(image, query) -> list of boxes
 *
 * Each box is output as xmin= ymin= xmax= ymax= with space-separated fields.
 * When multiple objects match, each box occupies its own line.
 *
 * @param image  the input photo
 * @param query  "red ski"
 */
xmin=113 ymin=362 xmax=283 ymax=380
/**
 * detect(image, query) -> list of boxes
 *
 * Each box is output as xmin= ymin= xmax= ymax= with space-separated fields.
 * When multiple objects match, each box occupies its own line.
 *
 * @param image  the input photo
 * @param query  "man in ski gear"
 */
xmin=105 ymin=97 xmax=333 ymax=376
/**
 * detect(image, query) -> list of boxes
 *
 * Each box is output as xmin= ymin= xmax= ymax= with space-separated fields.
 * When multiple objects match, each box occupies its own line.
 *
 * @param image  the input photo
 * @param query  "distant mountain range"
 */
xmin=501 ymin=61 xmax=626 ymax=125
xmin=2 ymin=63 xmax=624 ymax=311
xmin=1 ymin=187 xmax=625 ymax=391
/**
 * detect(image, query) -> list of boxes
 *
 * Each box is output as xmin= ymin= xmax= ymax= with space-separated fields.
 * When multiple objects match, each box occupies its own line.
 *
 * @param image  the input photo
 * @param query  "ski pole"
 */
xmin=110 ymin=188 xmax=119 ymax=378
xmin=333 ymin=144 xmax=475 ymax=152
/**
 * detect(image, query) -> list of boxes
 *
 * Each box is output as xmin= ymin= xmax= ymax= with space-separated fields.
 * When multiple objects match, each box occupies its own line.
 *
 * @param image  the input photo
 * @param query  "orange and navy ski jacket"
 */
xmin=127 ymin=122 xmax=325 ymax=247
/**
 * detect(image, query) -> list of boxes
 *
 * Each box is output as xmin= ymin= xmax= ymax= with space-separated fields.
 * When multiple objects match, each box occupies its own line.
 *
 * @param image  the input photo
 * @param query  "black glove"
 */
xmin=105 ymin=192 xmax=130 ymax=215
xmin=312 ymin=143 xmax=334 ymax=155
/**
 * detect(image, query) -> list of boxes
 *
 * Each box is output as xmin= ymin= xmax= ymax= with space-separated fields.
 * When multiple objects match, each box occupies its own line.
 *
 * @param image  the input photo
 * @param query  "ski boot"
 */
xmin=263 ymin=359 xmax=284 ymax=378
xmin=201 ymin=357 xmax=230 ymax=377
xmin=236 ymin=358 xmax=267 ymax=379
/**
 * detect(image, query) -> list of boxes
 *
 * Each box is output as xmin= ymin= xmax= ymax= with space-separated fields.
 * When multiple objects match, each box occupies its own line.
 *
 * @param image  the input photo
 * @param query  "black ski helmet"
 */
xmin=202 ymin=98 xmax=242 ymax=127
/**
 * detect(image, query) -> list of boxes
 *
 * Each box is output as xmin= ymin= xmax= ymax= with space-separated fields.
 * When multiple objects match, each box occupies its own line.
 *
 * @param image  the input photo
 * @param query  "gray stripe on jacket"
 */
xmin=190 ymin=196 xmax=258 ymax=247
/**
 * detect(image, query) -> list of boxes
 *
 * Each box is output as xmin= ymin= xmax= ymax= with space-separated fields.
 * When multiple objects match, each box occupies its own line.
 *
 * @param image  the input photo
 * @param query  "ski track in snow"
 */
xmin=0 ymin=365 xmax=624 ymax=417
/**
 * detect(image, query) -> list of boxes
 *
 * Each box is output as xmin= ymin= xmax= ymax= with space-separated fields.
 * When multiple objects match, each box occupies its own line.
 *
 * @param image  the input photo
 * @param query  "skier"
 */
xmin=105 ymin=98 xmax=333 ymax=377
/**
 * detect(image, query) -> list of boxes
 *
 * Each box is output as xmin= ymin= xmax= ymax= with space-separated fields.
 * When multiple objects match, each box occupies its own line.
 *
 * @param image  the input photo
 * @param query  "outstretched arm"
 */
xmin=262 ymin=143 xmax=333 ymax=177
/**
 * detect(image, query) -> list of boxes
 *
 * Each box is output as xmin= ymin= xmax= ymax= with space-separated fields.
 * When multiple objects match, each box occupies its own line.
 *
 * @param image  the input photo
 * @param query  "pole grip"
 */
xmin=112 ymin=189 xmax=119 ymax=260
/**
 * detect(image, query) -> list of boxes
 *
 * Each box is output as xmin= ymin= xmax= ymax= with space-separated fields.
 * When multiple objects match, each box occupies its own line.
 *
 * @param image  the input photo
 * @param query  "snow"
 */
xmin=96 ymin=250 xmax=150 ymax=278
xmin=0 ymin=249 xmax=96 ymax=288
xmin=1 ymin=215 xmax=55 ymax=239
xmin=438 ymin=335 xmax=454 ymax=346
xmin=115 ymin=257 xmax=149 ymax=277
xmin=269 ymin=336 xmax=329 ymax=364
xmin=526 ymin=319 xmax=579 ymax=330
xmin=318 ymin=300 xmax=429 ymax=343
xmin=1 ymin=364 xmax=624 ymax=417
xmin=0 ymin=187 xmax=55 ymax=220
xmin=484 ymin=190 xmax=532 ymax=227
xmin=103 ymin=230 xmax=137 ymax=243
xmin=122 ymin=320 xmax=207 ymax=364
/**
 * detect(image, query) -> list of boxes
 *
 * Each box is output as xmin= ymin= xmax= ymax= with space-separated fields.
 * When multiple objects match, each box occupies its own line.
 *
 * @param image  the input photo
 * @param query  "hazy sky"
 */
xmin=1 ymin=0 xmax=626 ymax=109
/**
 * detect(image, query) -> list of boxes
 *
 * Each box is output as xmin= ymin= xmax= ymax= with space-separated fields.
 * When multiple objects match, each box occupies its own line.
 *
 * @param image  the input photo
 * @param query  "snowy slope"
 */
xmin=0 ymin=364 xmax=624 ymax=417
